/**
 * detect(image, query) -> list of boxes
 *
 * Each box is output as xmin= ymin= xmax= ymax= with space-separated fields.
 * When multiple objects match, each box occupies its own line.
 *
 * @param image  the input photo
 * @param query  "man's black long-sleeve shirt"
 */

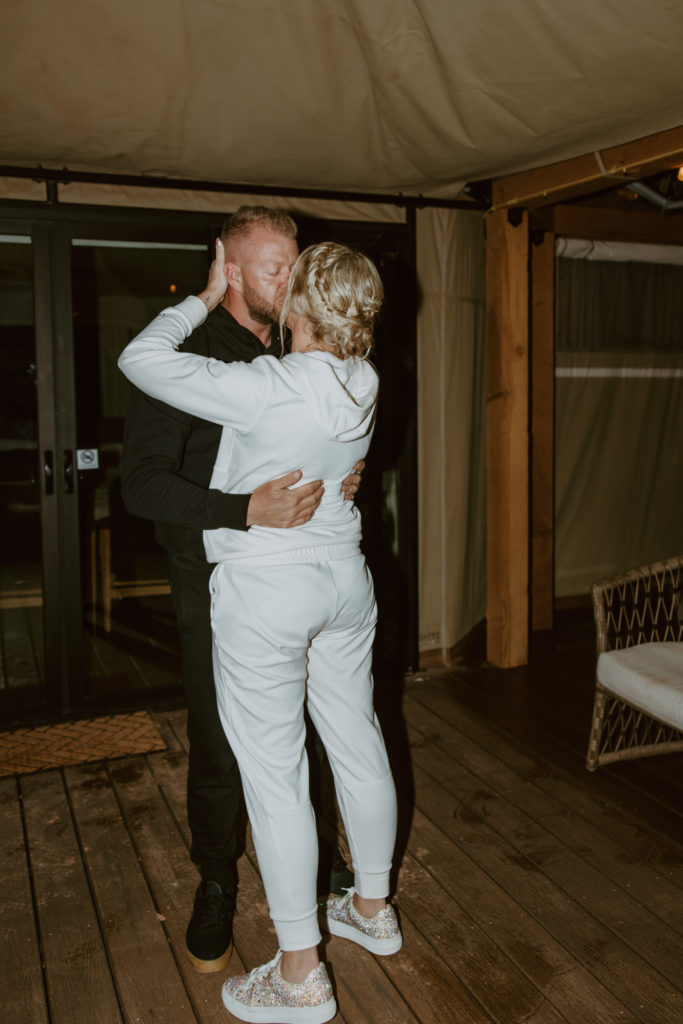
xmin=121 ymin=304 xmax=282 ymax=569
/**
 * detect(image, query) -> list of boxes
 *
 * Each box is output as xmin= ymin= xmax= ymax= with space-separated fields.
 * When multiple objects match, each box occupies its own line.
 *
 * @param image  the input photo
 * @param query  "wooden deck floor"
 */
xmin=2 ymin=610 xmax=683 ymax=1024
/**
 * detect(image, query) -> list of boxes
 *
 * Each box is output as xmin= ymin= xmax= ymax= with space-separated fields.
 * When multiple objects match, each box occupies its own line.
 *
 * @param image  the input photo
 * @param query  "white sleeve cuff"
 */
xmin=175 ymin=294 xmax=209 ymax=330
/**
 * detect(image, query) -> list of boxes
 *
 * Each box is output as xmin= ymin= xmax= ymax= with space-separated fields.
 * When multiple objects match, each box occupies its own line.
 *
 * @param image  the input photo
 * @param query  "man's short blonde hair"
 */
xmin=281 ymin=242 xmax=383 ymax=359
xmin=220 ymin=206 xmax=298 ymax=248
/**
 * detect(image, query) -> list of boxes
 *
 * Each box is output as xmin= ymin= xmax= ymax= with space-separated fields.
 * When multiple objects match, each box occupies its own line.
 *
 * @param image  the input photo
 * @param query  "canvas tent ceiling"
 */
xmin=3 ymin=0 xmax=683 ymax=198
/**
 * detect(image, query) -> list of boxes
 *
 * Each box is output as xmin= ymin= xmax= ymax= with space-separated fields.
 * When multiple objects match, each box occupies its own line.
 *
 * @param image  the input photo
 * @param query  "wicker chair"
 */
xmin=586 ymin=555 xmax=683 ymax=771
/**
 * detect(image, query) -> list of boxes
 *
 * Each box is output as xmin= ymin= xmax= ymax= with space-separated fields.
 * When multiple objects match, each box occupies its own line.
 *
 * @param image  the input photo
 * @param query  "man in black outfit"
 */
xmin=121 ymin=207 xmax=357 ymax=974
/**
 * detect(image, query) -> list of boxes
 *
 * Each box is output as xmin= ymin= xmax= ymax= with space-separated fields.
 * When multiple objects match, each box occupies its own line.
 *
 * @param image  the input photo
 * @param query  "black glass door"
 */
xmin=69 ymin=235 xmax=209 ymax=704
xmin=0 ymin=215 xmax=214 ymax=723
xmin=0 ymin=230 xmax=48 ymax=710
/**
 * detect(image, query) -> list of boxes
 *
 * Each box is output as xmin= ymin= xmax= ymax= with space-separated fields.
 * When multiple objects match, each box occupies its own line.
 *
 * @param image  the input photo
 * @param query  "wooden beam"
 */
xmin=549 ymin=204 xmax=683 ymax=245
xmin=530 ymin=231 xmax=555 ymax=631
xmin=491 ymin=124 xmax=683 ymax=211
xmin=486 ymin=208 xmax=530 ymax=668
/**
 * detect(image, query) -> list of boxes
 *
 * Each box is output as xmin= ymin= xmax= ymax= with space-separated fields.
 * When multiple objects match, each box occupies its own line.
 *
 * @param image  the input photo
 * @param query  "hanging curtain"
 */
xmin=555 ymin=249 xmax=683 ymax=596
xmin=417 ymin=208 xmax=487 ymax=660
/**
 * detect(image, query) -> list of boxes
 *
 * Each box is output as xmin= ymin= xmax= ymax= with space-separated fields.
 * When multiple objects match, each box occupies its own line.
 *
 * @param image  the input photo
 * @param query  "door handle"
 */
xmin=43 ymin=450 xmax=54 ymax=495
xmin=63 ymin=449 xmax=74 ymax=494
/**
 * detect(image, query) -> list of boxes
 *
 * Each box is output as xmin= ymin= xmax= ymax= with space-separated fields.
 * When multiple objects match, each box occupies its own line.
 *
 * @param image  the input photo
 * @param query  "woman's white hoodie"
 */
xmin=118 ymin=296 xmax=378 ymax=564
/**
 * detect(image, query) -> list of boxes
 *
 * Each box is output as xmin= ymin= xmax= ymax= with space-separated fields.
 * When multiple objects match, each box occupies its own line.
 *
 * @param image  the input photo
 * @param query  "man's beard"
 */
xmin=243 ymin=280 xmax=281 ymax=326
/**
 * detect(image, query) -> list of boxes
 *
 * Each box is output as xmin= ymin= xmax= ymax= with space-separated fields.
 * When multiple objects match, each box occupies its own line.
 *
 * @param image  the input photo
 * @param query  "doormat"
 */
xmin=0 ymin=711 xmax=167 ymax=777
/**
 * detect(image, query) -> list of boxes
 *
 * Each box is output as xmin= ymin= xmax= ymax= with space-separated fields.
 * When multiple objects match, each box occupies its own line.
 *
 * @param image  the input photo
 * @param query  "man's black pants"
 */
xmin=168 ymin=560 xmax=241 ymax=891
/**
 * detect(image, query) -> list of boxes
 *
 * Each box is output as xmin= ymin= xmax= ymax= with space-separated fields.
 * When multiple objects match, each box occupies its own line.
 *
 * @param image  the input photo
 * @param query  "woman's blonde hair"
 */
xmin=281 ymin=242 xmax=383 ymax=359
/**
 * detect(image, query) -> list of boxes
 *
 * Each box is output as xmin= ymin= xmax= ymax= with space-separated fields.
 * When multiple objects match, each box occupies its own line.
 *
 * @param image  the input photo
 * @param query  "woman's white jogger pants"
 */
xmin=209 ymin=553 xmax=397 ymax=950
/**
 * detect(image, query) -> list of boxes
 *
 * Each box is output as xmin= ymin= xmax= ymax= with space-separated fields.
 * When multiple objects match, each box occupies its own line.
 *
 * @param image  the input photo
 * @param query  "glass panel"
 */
xmin=0 ymin=236 xmax=45 ymax=695
xmin=71 ymin=239 xmax=207 ymax=698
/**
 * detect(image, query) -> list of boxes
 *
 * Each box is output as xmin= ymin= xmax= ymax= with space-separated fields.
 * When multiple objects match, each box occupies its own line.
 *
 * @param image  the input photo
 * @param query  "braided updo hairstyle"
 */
xmin=281 ymin=242 xmax=383 ymax=359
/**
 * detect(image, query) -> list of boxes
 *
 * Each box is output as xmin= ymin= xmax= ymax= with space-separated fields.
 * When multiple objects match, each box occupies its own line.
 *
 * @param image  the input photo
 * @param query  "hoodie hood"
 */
xmin=286 ymin=350 xmax=378 ymax=442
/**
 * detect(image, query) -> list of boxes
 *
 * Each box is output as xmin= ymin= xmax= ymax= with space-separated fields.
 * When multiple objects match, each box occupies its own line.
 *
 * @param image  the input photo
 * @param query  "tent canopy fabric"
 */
xmin=3 ymin=0 xmax=683 ymax=198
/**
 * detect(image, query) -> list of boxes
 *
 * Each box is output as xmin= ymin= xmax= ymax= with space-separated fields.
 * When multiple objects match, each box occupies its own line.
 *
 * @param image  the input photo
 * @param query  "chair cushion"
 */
xmin=597 ymin=642 xmax=683 ymax=730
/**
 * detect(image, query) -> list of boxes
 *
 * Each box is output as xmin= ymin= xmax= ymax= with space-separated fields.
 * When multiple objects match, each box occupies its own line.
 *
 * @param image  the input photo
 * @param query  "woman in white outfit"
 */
xmin=119 ymin=239 xmax=401 ymax=1024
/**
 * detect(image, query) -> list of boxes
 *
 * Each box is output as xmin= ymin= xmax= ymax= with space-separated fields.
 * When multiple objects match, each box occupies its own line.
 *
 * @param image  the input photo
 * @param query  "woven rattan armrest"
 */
xmin=586 ymin=555 xmax=683 ymax=771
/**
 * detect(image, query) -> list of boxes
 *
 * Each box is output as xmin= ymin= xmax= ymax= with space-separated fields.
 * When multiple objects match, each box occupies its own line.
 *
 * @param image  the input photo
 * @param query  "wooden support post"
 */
xmin=486 ymin=208 xmax=529 ymax=667
xmin=530 ymin=230 xmax=555 ymax=630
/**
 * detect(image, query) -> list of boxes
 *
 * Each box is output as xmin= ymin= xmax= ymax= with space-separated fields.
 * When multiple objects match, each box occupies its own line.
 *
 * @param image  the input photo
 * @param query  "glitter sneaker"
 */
xmin=221 ymin=950 xmax=337 ymax=1024
xmin=323 ymin=887 xmax=402 ymax=956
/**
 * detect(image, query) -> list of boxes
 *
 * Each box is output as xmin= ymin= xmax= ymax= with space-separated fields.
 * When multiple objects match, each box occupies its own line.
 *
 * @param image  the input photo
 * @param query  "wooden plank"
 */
xmin=491 ymin=124 xmax=683 ymax=210
xmin=631 ymin=754 xmax=683 ymax=811
xmin=107 ymin=755 xmax=239 ymax=1024
xmin=530 ymin=231 xmax=555 ymax=631
xmin=147 ymin=747 xmax=193 ymax=845
xmin=403 ymin=753 xmax=681 ymax=1022
xmin=404 ymin=687 xmax=683 ymax=909
xmin=0 ymin=776 xmax=48 ymax=1024
xmin=161 ymin=707 xmax=191 ymax=752
xmin=415 ymin=657 xmax=683 ymax=848
xmin=387 ymin=755 xmax=634 ymax=1022
xmin=393 ymin=847 xmax=568 ymax=1024
xmin=65 ymin=761 xmax=198 ymax=1023
xmin=371 ymin=912 xmax=494 ymax=1024
xmin=408 ymin=674 xmax=683 ymax=872
xmin=486 ymin=208 xmax=530 ymax=667
xmin=324 ymin=932 xmax=421 ymax=1024
xmin=550 ymin=204 xmax=683 ymax=245
xmin=20 ymin=770 xmax=122 ymax=1024
xmin=150 ymin=709 xmax=187 ymax=753
xmin=402 ymin=693 xmax=683 ymax=949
